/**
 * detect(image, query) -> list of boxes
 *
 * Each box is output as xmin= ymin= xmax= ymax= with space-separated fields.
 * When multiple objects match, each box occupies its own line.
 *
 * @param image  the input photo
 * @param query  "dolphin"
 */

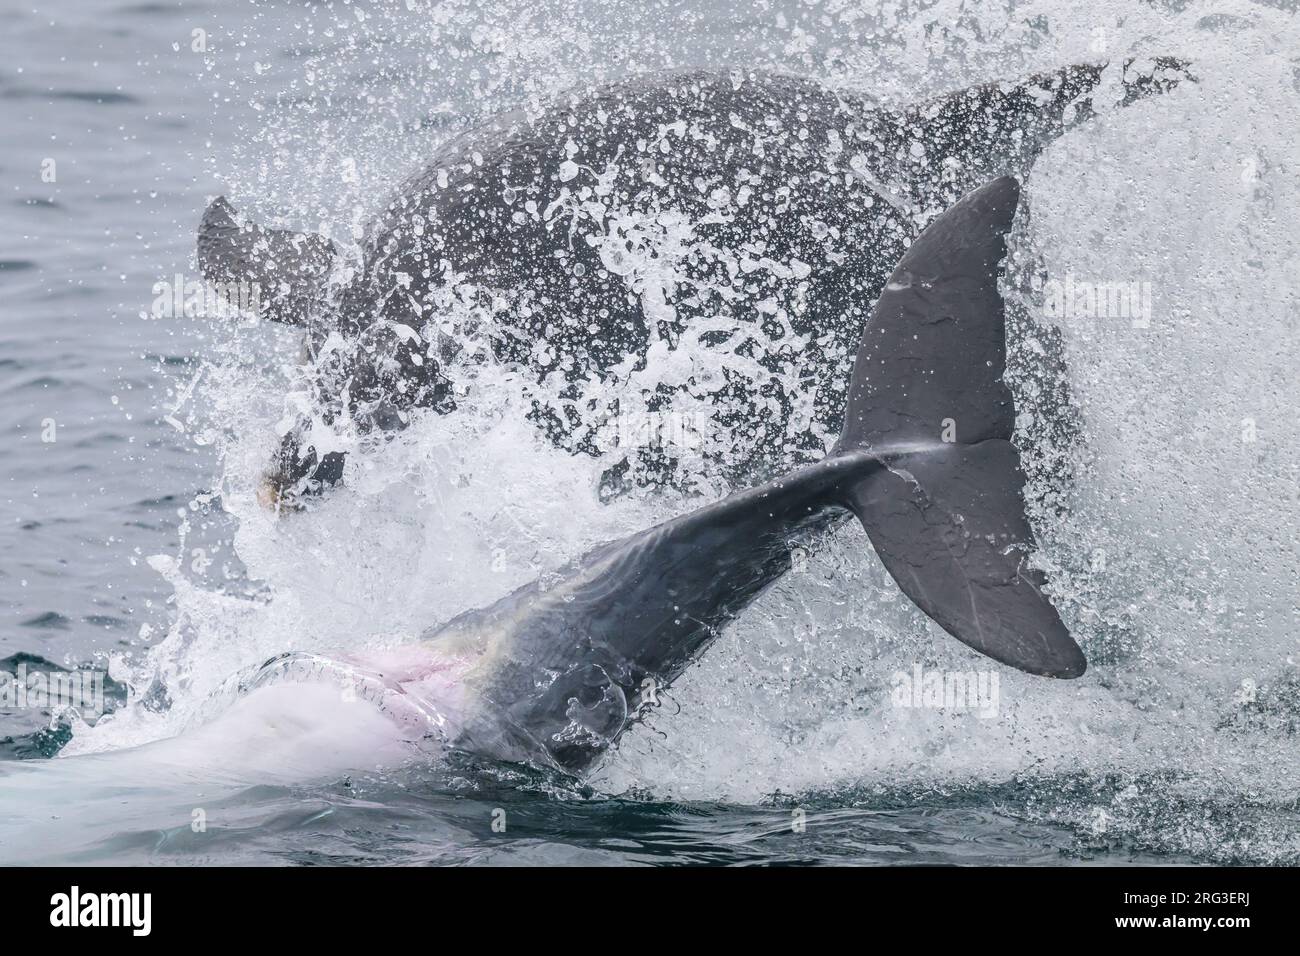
xmin=223 ymin=176 xmax=1083 ymax=778
xmin=197 ymin=59 xmax=1188 ymax=502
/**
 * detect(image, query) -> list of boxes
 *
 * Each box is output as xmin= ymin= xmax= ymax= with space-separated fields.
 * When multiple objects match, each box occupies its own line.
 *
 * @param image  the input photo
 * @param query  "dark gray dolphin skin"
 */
xmin=199 ymin=58 xmax=1189 ymax=501
xmin=421 ymin=177 xmax=1085 ymax=777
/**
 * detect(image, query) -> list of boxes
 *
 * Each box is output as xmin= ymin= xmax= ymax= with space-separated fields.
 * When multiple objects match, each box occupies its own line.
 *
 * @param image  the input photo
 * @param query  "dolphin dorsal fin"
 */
xmin=197 ymin=197 xmax=337 ymax=327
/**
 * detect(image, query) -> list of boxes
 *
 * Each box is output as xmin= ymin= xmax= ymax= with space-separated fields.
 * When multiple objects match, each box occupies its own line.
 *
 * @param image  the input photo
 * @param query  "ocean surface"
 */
xmin=1 ymin=0 xmax=1298 ymax=865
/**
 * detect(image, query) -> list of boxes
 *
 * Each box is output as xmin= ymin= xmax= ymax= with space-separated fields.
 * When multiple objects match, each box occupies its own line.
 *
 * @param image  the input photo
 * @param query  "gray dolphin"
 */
xmin=300 ymin=176 xmax=1080 ymax=777
xmin=198 ymin=59 xmax=1188 ymax=502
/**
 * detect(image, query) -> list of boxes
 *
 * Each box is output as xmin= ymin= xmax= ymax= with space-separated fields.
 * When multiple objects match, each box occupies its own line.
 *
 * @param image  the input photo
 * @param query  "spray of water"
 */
xmin=55 ymin=0 xmax=1300 ymax=862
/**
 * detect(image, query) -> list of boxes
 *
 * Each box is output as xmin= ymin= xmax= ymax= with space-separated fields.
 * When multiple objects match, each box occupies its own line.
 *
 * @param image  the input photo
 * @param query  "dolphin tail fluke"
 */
xmin=197 ymin=197 xmax=337 ymax=327
xmin=436 ymin=177 xmax=1082 ymax=774
xmin=842 ymin=441 xmax=1085 ymax=678
xmin=834 ymin=176 xmax=1085 ymax=678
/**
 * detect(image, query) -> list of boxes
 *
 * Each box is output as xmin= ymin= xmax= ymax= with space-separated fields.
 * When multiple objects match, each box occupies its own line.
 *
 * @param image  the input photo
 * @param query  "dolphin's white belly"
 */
xmin=172 ymin=645 xmax=477 ymax=777
xmin=159 ymin=680 xmax=425 ymax=779
xmin=0 ymin=646 xmax=477 ymax=864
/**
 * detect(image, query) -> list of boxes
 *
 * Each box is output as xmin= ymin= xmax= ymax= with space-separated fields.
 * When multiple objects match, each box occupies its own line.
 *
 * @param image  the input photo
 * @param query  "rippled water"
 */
xmin=2 ymin=0 xmax=1298 ymax=865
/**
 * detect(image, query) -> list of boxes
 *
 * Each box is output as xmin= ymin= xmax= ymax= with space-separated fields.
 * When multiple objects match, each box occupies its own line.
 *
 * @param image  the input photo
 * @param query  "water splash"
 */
xmin=54 ymin=0 xmax=1300 ymax=863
